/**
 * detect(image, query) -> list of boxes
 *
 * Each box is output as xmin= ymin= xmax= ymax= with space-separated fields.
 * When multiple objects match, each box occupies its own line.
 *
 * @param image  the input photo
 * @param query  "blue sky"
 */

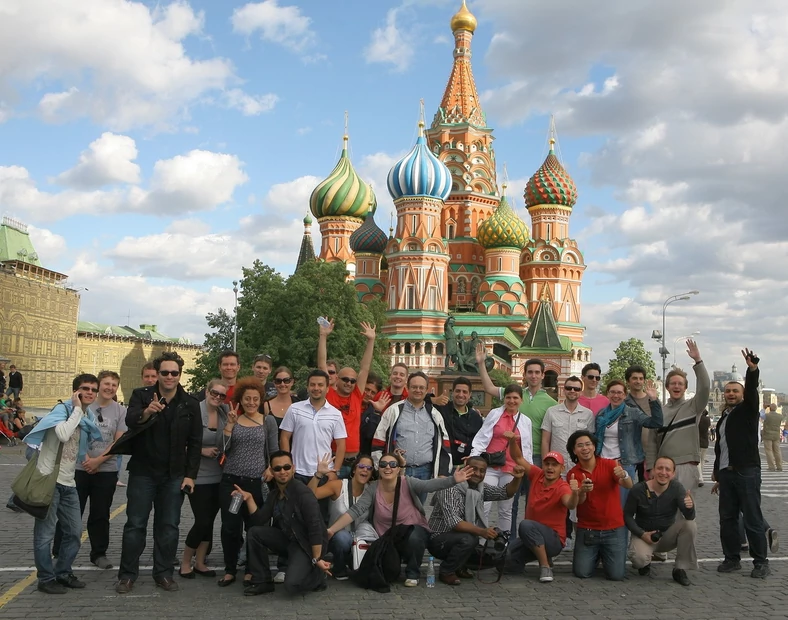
xmin=1 ymin=0 xmax=786 ymax=390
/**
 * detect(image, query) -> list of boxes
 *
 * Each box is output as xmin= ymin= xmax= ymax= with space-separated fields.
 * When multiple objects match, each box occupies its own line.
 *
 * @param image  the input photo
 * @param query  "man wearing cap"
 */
xmin=505 ymin=440 xmax=580 ymax=583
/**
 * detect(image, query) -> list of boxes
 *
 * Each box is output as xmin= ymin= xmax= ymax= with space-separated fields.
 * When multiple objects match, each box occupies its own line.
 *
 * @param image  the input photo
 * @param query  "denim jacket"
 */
xmin=597 ymin=401 xmax=663 ymax=466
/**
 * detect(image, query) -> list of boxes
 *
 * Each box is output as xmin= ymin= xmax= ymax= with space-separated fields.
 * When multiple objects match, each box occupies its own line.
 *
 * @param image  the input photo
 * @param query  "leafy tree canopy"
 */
xmin=488 ymin=368 xmax=515 ymax=408
xmin=187 ymin=260 xmax=389 ymax=392
xmin=603 ymin=338 xmax=657 ymax=386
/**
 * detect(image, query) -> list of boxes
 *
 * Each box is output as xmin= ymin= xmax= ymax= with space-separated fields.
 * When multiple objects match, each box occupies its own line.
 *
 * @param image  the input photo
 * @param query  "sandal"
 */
xmin=217 ymin=575 xmax=236 ymax=587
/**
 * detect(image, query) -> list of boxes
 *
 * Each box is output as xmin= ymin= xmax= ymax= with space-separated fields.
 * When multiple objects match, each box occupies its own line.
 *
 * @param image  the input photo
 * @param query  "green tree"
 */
xmin=488 ymin=368 xmax=515 ymax=408
xmin=188 ymin=260 xmax=389 ymax=391
xmin=187 ymin=308 xmax=237 ymax=390
xmin=603 ymin=338 xmax=657 ymax=386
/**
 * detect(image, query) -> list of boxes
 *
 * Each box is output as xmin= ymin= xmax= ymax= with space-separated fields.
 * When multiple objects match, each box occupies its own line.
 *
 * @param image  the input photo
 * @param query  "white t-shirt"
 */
xmin=601 ymin=420 xmax=621 ymax=460
xmin=280 ymin=399 xmax=347 ymax=477
xmin=76 ymin=401 xmax=128 ymax=473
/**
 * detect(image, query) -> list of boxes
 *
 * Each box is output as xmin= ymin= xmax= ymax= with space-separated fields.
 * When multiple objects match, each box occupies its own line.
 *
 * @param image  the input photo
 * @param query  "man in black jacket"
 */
xmin=434 ymin=376 xmax=484 ymax=467
xmin=712 ymin=348 xmax=769 ymax=578
xmin=239 ymin=450 xmax=331 ymax=596
xmin=110 ymin=352 xmax=202 ymax=594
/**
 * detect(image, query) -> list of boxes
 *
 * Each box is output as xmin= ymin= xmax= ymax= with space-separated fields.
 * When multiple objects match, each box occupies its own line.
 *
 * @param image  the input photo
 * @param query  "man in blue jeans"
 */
xmin=110 ymin=352 xmax=202 ymax=594
xmin=566 ymin=430 xmax=632 ymax=580
xmin=24 ymin=374 xmax=103 ymax=594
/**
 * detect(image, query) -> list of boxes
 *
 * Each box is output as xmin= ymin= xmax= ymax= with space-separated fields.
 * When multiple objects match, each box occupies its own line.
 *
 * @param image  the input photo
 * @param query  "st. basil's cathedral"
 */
xmin=299 ymin=1 xmax=590 ymax=398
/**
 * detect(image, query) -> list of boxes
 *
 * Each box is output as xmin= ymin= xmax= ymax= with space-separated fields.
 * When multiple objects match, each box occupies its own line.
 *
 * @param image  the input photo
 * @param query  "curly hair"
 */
xmin=153 ymin=351 xmax=184 ymax=371
xmin=232 ymin=376 xmax=265 ymax=407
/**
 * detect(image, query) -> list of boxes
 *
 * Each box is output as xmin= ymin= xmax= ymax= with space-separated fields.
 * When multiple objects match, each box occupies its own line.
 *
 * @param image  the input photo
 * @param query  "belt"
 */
xmin=223 ymin=473 xmax=260 ymax=482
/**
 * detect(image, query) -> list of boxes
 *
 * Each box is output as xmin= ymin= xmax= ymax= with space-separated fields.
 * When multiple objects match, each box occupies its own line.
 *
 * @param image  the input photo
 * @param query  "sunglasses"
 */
xmin=379 ymin=460 xmax=399 ymax=469
xmin=585 ymin=375 xmax=601 ymax=381
xmin=95 ymin=407 xmax=103 ymax=423
xmin=255 ymin=354 xmax=273 ymax=362
xmin=339 ymin=377 xmax=357 ymax=384
xmin=274 ymin=377 xmax=293 ymax=385
xmin=327 ymin=370 xmax=337 ymax=375
xmin=79 ymin=386 xmax=99 ymax=393
xmin=564 ymin=386 xmax=582 ymax=392
xmin=208 ymin=389 xmax=227 ymax=400
xmin=355 ymin=464 xmax=374 ymax=471
xmin=271 ymin=464 xmax=293 ymax=472
xmin=159 ymin=370 xmax=181 ymax=377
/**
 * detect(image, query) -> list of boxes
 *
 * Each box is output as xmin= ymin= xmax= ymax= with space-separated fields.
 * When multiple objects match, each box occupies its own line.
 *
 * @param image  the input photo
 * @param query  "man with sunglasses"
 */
xmin=578 ymin=363 xmax=609 ymax=415
xmin=240 ymin=450 xmax=331 ymax=595
xmin=111 ymin=351 xmax=202 ymax=594
xmin=317 ymin=318 xmax=377 ymax=478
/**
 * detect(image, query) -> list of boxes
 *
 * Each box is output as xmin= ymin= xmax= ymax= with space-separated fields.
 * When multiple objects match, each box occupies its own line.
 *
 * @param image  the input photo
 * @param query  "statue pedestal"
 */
xmin=437 ymin=371 xmax=496 ymax=414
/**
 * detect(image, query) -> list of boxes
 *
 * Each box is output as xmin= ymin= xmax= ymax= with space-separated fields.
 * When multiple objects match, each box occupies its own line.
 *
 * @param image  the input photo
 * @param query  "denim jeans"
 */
xmin=573 ymin=526 xmax=628 ymax=581
xmin=404 ymin=464 xmax=432 ymax=504
xmin=510 ymin=455 xmax=541 ymax=537
xmin=619 ymin=464 xmax=637 ymax=507
xmin=118 ymin=474 xmax=183 ymax=581
xmin=33 ymin=484 xmax=82 ymax=584
xmin=402 ymin=525 xmax=431 ymax=579
xmin=328 ymin=529 xmax=353 ymax=572
xmin=718 ymin=467 xmax=768 ymax=566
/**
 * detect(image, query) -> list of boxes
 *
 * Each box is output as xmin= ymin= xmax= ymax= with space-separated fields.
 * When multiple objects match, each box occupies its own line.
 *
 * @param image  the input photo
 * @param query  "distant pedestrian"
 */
xmin=698 ymin=410 xmax=711 ymax=486
xmin=6 ymin=364 xmax=23 ymax=400
xmin=762 ymin=404 xmax=783 ymax=472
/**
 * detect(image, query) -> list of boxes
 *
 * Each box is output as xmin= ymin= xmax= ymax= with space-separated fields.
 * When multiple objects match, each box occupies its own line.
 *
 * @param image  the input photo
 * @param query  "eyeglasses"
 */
xmin=585 ymin=375 xmax=601 ymax=381
xmin=356 ymin=464 xmax=374 ymax=471
xmin=274 ymin=377 xmax=293 ymax=385
xmin=379 ymin=460 xmax=399 ymax=469
xmin=327 ymin=370 xmax=337 ymax=375
xmin=208 ymin=389 xmax=227 ymax=400
xmin=79 ymin=386 xmax=99 ymax=393
xmin=271 ymin=464 xmax=293 ymax=472
xmin=95 ymin=407 xmax=103 ymax=423
xmin=159 ymin=370 xmax=181 ymax=377
xmin=339 ymin=377 xmax=357 ymax=384
xmin=564 ymin=386 xmax=582 ymax=392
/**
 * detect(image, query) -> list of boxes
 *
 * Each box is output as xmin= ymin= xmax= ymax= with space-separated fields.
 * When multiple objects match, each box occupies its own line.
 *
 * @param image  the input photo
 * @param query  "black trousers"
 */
xmin=220 ymin=474 xmax=263 ymax=576
xmin=185 ymin=482 xmax=220 ymax=549
xmin=53 ymin=470 xmax=118 ymax=561
xmin=246 ymin=525 xmax=325 ymax=594
xmin=718 ymin=467 xmax=768 ymax=566
xmin=428 ymin=532 xmax=477 ymax=574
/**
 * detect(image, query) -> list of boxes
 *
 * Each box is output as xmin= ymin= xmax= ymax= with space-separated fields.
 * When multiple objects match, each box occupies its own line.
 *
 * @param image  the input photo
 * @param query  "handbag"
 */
xmin=11 ymin=441 xmax=64 ymax=519
xmin=483 ymin=413 xmax=521 ymax=467
xmin=346 ymin=480 xmax=369 ymax=571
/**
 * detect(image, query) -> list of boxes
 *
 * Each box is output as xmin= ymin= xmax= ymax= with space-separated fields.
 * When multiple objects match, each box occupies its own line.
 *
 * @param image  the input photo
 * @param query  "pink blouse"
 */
xmin=485 ymin=410 xmax=521 ymax=474
xmin=372 ymin=478 xmax=429 ymax=536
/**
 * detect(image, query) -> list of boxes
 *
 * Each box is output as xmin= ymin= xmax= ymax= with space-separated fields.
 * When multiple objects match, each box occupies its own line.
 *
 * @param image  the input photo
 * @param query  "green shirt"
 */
xmin=497 ymin=387 xmax=557 ymax=457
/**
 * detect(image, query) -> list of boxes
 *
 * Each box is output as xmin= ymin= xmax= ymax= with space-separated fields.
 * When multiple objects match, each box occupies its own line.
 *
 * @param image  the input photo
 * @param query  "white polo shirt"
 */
xmin=280 ymin=398 xmax=347 ymax=476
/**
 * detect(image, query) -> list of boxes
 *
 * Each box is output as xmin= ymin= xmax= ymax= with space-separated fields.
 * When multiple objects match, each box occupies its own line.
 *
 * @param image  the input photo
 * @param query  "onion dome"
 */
xmin=450 ymin=0 xmax=477 ymax=33
xmin=310 ymin=135 xmax=374 ymax=219
xmin=303 ymin=211 xmax=313 ymax=226
xmin=477 ymin=185 xmax=529 ymax=250
xmin=524 ymin=138 xmax=578 ymax=209
xmin=388 ymin=121 xmax=452 ymax=201
xmin=350 ymin=206 xmax=388 ymax=255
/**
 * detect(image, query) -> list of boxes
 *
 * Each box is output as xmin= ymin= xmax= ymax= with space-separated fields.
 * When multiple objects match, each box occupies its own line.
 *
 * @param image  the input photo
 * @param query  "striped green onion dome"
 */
xmin=350 ymin=211 xmax=387 ymax=254
xmin=310 ymin=137 xmax=373 ymax=219
xmin=477 ymin=189 xmax=529 ymax=250
xmin=524 ymin=140 xmax=578 ymax=209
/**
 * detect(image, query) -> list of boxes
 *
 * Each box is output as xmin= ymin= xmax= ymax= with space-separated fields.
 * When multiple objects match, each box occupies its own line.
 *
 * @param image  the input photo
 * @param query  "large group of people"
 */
xmin=10 ymin=327 xmax=779 ymax=596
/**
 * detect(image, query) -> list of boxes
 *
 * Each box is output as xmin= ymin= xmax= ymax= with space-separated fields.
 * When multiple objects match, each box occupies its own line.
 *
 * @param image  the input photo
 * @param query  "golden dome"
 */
xmin=450 ymin=0 xmax=477 ymax=33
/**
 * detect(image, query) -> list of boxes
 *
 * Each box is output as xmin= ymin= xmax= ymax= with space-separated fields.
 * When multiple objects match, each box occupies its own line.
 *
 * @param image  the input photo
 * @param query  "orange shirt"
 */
xmin=327 ymin=385 xmax=363 ymax=454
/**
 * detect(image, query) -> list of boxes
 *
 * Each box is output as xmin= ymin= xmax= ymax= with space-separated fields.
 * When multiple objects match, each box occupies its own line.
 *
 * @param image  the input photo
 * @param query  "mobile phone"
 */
xmin=181 ymin=484 xmax=193 ymax=494
xmin=159 ymin=397 xmax=167 ymax=407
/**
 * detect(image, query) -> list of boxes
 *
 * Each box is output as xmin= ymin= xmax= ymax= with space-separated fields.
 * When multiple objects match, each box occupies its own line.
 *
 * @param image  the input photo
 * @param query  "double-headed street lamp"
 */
xmin=232 ymin=280 xmax=239 ymax=352
xmin=652 ymin=290 xmax=700 ymax=402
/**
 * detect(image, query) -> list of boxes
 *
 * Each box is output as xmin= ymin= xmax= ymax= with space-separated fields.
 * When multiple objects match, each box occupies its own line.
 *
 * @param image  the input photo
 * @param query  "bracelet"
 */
xmin=314 ymin=472 xmax=324 ymax=480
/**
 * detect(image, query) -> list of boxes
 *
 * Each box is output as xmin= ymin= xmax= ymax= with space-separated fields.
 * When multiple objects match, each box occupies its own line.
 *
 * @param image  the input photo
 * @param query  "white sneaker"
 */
xmin=404 ymin=578 xmax=419 ymax=587
xmin=273 ymin=572 xmax=286 ymax=583
xmin=563 ymin=538 xmax=574 ymax=552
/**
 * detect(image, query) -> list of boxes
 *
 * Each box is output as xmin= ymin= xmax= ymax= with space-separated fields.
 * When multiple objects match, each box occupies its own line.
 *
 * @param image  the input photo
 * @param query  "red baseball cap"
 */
xmin=543 ymin=451 xmax=565 ymax=465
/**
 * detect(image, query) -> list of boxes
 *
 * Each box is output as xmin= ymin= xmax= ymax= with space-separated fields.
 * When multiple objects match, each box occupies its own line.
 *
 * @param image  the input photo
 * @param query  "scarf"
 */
xmin=24 ymin=401 xmax=103 ymax=462
xmin=594 ymin=402 xmax=626 ymax=455
xmin=456 ymin=481 xmax=487 ymax=527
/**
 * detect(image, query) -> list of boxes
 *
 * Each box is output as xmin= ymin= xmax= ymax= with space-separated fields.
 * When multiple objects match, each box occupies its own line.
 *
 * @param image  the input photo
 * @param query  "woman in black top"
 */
xmin=264 ymin=366 xmax=299 ymax=433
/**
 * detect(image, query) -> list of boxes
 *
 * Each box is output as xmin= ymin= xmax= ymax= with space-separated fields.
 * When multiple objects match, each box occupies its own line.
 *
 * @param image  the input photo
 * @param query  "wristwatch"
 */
xmin=311 ymin=557 xmax=319 ymax=566
xmin=314 ymin=472 xmax=325 ymax=480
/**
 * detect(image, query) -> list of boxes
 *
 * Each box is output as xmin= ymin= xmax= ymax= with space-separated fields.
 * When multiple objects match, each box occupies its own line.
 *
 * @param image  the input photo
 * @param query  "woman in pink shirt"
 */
xmin=471 ymin=385 xmax=533 ymax=533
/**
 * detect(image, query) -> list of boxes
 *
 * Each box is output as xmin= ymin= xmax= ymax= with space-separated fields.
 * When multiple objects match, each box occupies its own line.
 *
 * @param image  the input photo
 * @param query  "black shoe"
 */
xmin=56 ymin=574 xmax=86 ymax=589
xmin=672 ymin=568 xmax=691 ymax=586
xmin=751 ymin=564 xmax=771 ymax=579
xmin=243 ymin=582 xmax=275 ymax=596
xmin=332 ymin=567 xmax=349 ymax=581
xmin=638 ymin=564 xmax=651 ymax=576
xmin=178 ymin=569 xmax=196 ymax=579
xmin=217 ymin=575 xmax=236 ymax=587
xmin=38 ymin=580 xmax=68 ymax=594
xmin=717 ymin=560 xmax=742 ymax=573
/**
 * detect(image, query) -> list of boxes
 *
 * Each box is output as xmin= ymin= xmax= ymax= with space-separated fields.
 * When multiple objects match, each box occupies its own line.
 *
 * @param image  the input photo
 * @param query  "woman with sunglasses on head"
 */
xmin=308 ymin=453 xmax=377 ymax=580
xmin=327 ymin=452 xmax=472 ymax=587
xmin=264 ymin=366 xmax=300 ymax=434
xmin=179 ymin=379 xmax=228 ymax=579
xmin=218 ymin=377 xmax=279 ymax=587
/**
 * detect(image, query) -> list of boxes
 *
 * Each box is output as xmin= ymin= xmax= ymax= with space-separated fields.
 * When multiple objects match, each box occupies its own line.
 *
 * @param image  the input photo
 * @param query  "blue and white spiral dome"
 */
xmin=387 ymin=123 xmax=452 ymax=201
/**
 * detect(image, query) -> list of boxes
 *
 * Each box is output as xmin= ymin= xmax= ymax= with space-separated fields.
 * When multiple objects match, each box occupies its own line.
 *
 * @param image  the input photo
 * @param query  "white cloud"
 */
xmin=364 ymin=9 xmax=414 ymax=72
xmin=262 ymin=175 xmax=321 ymax=215
xmin=222 ymin=89 xmax=279 ymax=116
xmin=232 ymin=0 xmax=316 ymax=53
xmin=53 ymin=132 xmax=141 ymax=188
xmin=0 ymin=0 xmax=268 ymax=131
xmin=27 ymin=225 xmax=68 ymax=263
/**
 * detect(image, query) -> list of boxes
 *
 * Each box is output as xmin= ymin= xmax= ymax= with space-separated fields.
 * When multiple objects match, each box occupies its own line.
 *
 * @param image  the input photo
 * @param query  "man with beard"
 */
xmin=434 ymin=377 xmax=484 ymax=467
xmin=428 ymin=455 xmax=524 ymax=585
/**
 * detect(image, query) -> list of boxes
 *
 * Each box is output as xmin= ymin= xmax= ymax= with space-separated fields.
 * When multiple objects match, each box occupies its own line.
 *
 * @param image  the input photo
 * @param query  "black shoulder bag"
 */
xmin=483 ymin=413 xmax=521 ymax=467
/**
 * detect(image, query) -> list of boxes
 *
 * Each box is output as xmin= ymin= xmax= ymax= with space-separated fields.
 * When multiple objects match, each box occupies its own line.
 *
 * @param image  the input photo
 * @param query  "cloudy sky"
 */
xmin=1 ymin=0 xmax=785 ymax=390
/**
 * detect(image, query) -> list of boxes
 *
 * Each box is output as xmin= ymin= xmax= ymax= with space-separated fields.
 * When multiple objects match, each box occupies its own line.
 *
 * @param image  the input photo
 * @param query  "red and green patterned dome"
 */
xmin=524 ymin=139 xmax=577 ymax=209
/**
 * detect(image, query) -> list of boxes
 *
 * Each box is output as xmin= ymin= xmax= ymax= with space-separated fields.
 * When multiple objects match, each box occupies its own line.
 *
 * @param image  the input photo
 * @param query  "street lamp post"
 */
xmin=659 ymin=291 xmax=700 ymax=402
xmin=672 ymin=331 xmax=700 ymax=367
xmin=232 ymin=280 xmax=239 ymax=352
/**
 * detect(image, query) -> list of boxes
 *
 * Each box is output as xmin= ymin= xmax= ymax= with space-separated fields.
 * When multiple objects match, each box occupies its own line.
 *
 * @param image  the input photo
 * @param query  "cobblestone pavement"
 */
xmin=1 ymin=441 xmax=787 ymax=620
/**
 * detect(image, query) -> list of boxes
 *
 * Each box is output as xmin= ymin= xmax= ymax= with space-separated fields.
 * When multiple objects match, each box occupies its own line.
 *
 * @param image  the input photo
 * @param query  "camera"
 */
xmin=650 ymin=531 xmax=662 ymax=543
xmin=491 ymin=527 xmax=510 ymax=552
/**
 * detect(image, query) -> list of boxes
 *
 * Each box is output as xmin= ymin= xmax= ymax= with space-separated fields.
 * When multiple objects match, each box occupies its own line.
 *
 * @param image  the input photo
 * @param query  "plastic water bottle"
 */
xmin=317 ymin=316 xmax=331 ymax=328
xmin=426 ymin=556 xmax=435 ymax=588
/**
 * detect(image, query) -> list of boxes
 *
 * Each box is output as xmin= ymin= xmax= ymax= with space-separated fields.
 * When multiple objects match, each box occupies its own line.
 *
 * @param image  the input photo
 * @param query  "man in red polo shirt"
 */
xmin=318 ymin=319 xmax=377 ymax=478
xmin=566 ymin=429 xmax=632 ymax=581
xmin=506 ymin=440 xmax=580 ymax=583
